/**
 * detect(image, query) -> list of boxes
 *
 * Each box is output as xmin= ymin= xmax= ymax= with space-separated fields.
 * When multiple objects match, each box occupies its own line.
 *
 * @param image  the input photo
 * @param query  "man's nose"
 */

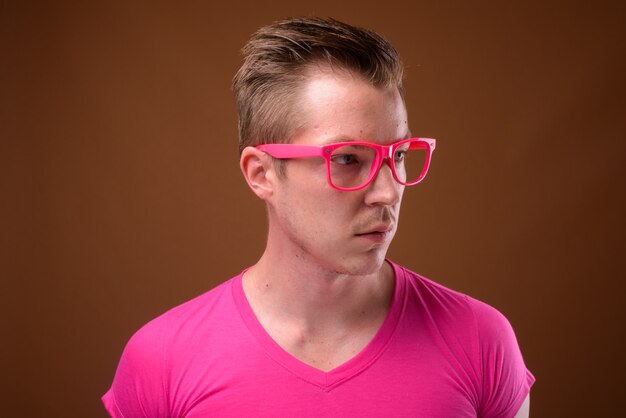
xmin=363 ymin=160 xmax=402 ymax=206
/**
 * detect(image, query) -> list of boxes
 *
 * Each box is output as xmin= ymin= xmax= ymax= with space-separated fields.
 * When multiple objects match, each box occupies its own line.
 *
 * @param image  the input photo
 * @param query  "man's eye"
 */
xmin=394 ymin=150 xmax=407 ymax=162
xmin=332 ymin=154 xmax=358 ymax=165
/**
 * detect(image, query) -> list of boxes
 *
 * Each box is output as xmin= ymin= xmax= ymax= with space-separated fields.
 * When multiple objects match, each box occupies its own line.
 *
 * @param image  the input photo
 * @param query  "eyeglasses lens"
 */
xmin=329 ymin=141 xmax=429 ymax=189
xmin=394 ymin=141 xmax=428 ymax=184
xmin=329 ymin=144 xmax=375 ymax=189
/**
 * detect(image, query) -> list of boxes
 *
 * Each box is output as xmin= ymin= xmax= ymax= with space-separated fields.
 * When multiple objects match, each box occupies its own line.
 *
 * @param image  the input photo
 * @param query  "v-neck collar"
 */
xmin=232 ymin=261 xmax=406 ymax=391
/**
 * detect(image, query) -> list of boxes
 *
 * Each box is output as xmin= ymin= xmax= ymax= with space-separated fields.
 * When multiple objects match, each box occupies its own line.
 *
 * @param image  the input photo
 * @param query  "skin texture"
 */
xmin=514 ymin=394 xmax=530 ymax=418
xmin=240 ymin=69 xmax=408 ymax=371
xmin=267 ymin=70 xmax=408 ymax=277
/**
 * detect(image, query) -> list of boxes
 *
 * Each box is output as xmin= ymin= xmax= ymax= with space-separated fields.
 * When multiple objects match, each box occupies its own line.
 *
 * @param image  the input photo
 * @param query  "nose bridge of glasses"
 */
xmin=373 ymin=151 xmax=397 ymax=183
xmin=380 ymin=143 xmax=400 ymax=176
xmin=383 ymin=143 xmax=394 ymax=159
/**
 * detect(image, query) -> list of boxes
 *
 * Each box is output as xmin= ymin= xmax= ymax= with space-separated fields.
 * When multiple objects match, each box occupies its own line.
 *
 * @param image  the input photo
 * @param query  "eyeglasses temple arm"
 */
xmin=257 ymin=144 xmax=324 ymax=158
xmin=409 ymin=138 xmax=436 ymax=151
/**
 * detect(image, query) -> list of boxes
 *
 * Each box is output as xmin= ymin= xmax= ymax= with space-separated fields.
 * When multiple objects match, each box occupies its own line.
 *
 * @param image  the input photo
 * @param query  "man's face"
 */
xmin=268 ymin=70 xmax=409 ymax=276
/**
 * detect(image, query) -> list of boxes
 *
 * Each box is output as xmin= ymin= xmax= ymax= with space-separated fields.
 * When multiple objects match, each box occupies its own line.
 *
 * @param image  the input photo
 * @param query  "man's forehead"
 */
xmin=296 ymin=71 xmax=404 ymax=110
xmin=300 ymin=67 xmax=377 ymax=96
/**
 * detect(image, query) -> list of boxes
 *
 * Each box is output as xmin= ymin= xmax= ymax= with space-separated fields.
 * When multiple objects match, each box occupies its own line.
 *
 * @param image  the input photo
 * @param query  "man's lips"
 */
xmin=356 ymin=224 xmax=393 ymax=235
xmin=355 ymin=224 xmax=394 ymax=239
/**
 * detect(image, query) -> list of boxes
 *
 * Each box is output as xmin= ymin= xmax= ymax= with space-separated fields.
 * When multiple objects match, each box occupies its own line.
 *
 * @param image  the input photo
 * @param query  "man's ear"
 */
xmin=240 ymin=146 xmax=275 ymax=200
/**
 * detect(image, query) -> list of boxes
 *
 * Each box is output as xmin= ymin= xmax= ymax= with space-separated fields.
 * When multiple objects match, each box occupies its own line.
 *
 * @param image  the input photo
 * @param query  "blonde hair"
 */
xmin=232 ymin=17 xmax=404 ymax=154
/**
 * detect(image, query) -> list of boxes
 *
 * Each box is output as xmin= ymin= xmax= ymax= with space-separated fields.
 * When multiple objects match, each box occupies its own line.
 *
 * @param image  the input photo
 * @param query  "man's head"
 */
xmin=232 ymin=17 xmax=405 ymax=154
xmin=236 ymin=18 xmax=427 ymax=275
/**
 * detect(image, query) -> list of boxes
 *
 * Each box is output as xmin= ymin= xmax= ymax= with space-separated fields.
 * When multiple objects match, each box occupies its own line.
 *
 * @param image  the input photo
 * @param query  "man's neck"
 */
xmin=241 ymin=247 xmax=394 ymax=371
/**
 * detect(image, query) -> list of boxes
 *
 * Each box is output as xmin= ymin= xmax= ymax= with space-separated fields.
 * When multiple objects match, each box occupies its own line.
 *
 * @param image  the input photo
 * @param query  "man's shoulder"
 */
xmin=393 ymin=261 xmax=472 ymax=308
xmin=162 ymin=275 xmax=239 ymax=322
xmin=392 ymin=261 xmax=512 ymax=334
xmin=124 ymin=273 xmax=243 ymax=355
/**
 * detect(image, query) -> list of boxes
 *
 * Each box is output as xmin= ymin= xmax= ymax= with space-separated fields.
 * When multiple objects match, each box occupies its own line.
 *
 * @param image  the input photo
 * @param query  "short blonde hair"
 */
xmin=232 ymin=17 xmax=404 ymax=155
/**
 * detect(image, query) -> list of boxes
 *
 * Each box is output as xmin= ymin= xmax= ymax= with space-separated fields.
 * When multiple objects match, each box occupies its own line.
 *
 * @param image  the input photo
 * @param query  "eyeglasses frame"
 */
xmin=256 ymin=137 xmax=436 ymax=191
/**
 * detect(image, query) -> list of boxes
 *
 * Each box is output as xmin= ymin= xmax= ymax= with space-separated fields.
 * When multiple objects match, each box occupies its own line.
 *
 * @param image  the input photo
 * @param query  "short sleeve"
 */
xmin=470 ymin=299 xmax=535 ymax=418
xmin=102 ymin=318 xmax=170 ymax=418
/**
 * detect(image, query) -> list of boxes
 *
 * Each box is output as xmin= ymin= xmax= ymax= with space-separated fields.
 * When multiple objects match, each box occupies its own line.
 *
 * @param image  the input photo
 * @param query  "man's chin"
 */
xmin=333 ymin=251 xmax=388 ymax=277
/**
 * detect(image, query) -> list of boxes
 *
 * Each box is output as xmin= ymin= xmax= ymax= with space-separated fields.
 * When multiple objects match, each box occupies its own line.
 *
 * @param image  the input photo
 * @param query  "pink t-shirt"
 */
xmin=103 ymin=261 xmax=534 ymax=417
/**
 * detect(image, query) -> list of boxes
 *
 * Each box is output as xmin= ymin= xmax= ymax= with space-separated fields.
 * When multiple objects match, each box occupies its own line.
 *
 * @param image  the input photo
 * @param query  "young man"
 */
xmin=103 ymin=18 xmax=534 ymax=417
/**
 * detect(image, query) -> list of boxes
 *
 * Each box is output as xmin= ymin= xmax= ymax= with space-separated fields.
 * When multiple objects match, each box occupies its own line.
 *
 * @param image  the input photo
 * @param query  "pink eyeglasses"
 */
xmin=257 ymin=137 xmax=436 ymax=191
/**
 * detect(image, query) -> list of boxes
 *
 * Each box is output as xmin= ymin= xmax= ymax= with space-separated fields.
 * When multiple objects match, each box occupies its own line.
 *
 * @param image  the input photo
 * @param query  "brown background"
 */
xmin=2 ymin=1 xmax=625 ymax=417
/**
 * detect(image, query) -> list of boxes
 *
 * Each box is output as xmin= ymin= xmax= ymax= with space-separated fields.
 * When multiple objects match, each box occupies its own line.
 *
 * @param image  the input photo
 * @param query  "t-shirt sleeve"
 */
xmin=102 ymin=319 xmax=170 ymax=418
xmin=470 ymin=298 xmax=535 ymax=418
